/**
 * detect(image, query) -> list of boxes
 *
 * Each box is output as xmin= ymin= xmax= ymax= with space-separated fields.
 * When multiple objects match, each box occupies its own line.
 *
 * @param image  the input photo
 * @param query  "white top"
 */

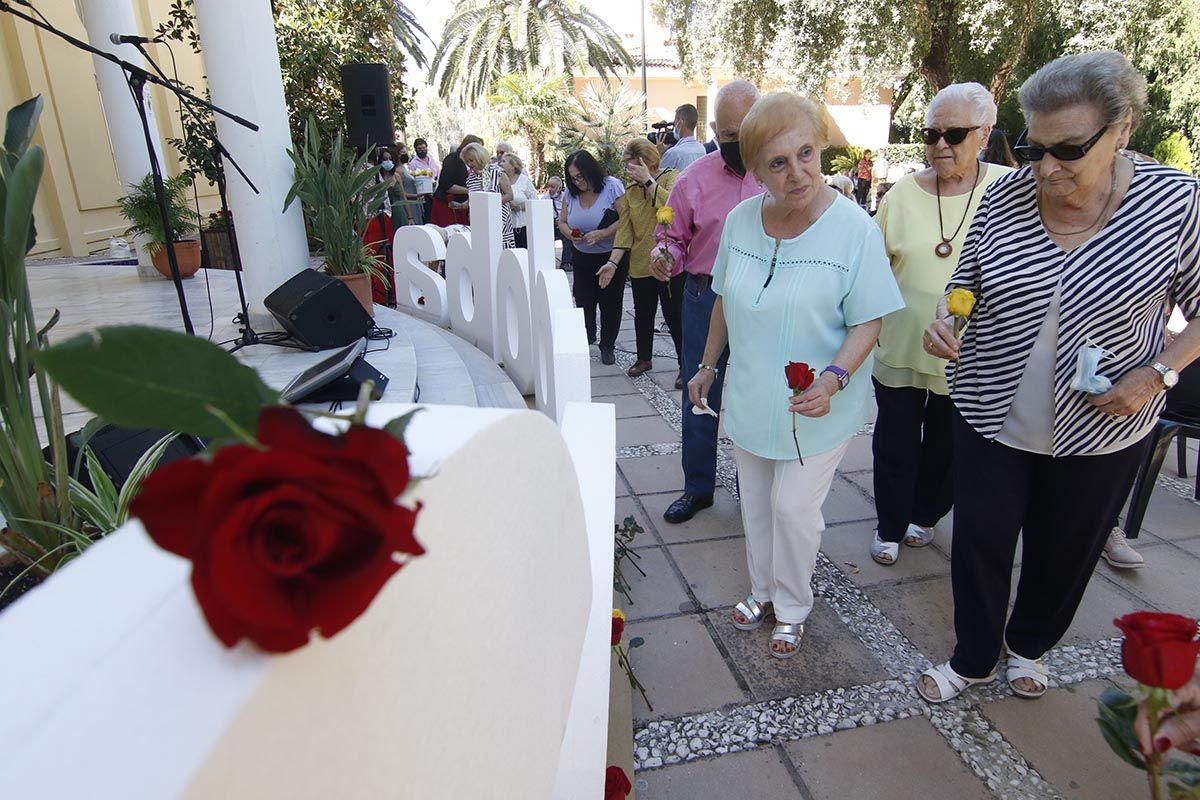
xmin=508 ymin=171 xmax=539 ymax=229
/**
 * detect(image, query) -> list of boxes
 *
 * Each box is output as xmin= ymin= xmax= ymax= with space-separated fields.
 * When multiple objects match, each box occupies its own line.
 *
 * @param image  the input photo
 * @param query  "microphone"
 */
xmin=109 ymin=33 xmax=163 ymax=45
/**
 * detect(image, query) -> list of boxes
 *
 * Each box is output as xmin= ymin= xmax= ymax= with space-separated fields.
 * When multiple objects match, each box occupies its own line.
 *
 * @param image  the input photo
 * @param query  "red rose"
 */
xmin=571 ymin=227 xmax=582 ymax=238
xmin=1114 ymin=612 xmax=1200 ymax=689
xmin=604 ymin=766 xmax=632 ymax=800
xmin=132 ymin=407 xmax=423 ymax=654
xmin=611 ymin=612 xmax=625 ymax=646
xmin=785 ymin=361 xmax=815 ymax=393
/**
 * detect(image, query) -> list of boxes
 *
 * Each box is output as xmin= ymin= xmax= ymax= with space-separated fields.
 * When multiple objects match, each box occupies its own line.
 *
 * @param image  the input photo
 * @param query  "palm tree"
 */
xmin=558 ymin=81 xmax=647 ymax=176
xmin=490 ymin=70 xmax=572 ymax=185
xmin=430 ymin=0 xmax=635 ymax=106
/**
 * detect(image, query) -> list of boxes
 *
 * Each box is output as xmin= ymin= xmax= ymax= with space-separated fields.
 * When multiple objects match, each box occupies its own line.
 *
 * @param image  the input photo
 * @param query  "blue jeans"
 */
xmin=681 ymin=273 xmax=728 ymax=497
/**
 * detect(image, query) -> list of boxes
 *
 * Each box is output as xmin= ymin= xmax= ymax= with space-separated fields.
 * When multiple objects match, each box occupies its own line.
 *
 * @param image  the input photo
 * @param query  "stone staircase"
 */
xmin=375 ymin=306 xmax=527 ymax=410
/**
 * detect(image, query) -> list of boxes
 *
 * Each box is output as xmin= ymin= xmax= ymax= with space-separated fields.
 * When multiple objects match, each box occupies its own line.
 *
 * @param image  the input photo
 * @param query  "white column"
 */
xmin=192 ymin=0 xmax=309 ymax=321
xmin=76 ymin=0 xmax=167 ymax=275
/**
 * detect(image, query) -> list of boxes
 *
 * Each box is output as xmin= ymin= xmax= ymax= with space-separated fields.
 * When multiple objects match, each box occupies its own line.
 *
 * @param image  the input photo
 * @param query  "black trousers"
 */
xmin=854 ymin=177 xmax=871 ymax=206
xmin=1166 ymin=360 xmax=1200 ymax=418
xmin=948 ymin=411 xmax=1147 ymax=678
xmin=572 ymin=249 xmax=626 ymax=349
xmin=513 ymin=226 xmax=527 ymax=250
xmin=630 ymin=273 xmax=684 ymax=365
xmin=871 ymin=379 xmax=955 ymax=542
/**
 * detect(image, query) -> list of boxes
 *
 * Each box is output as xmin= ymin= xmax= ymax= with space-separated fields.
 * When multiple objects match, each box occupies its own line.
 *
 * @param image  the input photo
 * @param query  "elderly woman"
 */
xmin=608 ymin=137 xmax=683 ymax=378
xmin=689 ymin=92 xmax=903 ymax=658
xmin=918 ymin=51 xmax=1200 ymax=702
xmin=869 ymin=83 xmax=1013 ymax=567
xmin=461 ymin=142 xmax=515 ymax=248
xmin=500 ymin=153 xmax=539 ymax=249
xmin=431 ymin=134 xmax=481 ymax=226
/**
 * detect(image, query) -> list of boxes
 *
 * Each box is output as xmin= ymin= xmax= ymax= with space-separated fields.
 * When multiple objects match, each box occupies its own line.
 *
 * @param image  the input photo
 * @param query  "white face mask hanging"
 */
xmin=1070 ymin=340 xmax=1114 ymax=395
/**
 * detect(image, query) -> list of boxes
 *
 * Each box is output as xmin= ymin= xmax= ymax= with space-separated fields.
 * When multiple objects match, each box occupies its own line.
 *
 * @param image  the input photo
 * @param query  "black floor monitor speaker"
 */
xmin=341 ymin=63 xmax=394 ymax=151
xmin=46 ymin=425 xmax=207 ymax=493
xmin=264 ymin=269 xmax=372 ymax=350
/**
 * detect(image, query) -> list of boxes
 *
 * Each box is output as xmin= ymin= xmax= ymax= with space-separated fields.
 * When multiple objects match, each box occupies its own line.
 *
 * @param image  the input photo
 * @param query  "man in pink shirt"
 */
xmin=409 ymin=137 xmax=441 ymax=227
xmin=652 ymin=80 xmax=764 ymax=523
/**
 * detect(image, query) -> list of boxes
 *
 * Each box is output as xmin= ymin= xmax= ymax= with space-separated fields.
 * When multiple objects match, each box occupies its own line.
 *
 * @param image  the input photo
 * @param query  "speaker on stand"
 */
xmin=341 ymin=62 xmax=396 ymax=307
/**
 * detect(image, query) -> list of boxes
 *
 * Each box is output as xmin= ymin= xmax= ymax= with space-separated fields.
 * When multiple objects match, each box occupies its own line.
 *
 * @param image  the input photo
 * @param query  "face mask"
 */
xmin=674 ymin=126 xmax=684 ymax=140
xmin=380 ymin=160 xmax=394 ymax=171
xmin=1069 ymin=343 xmax=1113 ymax=395
xmin=400 ymin=154 xmax=410 ymax=164
xmin=416 ymin=149 xmax=427 ymax=158
xmin=719 ymin=140 xmax=744 ymax=175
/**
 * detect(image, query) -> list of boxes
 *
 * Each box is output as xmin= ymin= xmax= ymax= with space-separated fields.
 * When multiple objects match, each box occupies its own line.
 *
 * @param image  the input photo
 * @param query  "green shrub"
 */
xmin=1153 ymin=132 xmax=1194 ymax=174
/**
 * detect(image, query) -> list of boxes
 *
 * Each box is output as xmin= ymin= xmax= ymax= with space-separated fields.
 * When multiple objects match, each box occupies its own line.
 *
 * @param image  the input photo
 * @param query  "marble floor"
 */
xmin=595 ymin=291 xmax=1200 ymax=800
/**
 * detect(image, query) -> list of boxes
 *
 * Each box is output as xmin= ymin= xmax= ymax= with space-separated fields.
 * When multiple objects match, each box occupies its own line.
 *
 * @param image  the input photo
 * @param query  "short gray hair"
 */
xmin=495 ymin=140 xmax=513 ymax=154
xmin=1018 ymin=51 xmax=1147 ymax=129
xmin=927 ymin=82 xmax=997 ymax=127
xmin=715 ymin=80 xmax=761 ymax=112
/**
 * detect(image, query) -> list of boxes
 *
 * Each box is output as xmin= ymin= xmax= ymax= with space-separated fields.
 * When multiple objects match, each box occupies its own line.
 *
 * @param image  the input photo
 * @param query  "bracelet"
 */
xmin=698 ymin=363 xmax=719 ymax=375
xmin=605 ymin=260 xmax=618 ymax=268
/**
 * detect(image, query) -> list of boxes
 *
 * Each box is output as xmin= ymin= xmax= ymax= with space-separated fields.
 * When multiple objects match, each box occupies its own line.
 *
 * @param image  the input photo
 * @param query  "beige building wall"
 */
xmin=1 ymin=0 xmax=218 ymax=258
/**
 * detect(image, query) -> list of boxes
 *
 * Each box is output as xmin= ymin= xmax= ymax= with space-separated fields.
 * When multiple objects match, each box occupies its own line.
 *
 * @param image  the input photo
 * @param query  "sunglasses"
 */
xmin=921 ymin=126 xmax=980 ymax=146
xmin=1013 ymin=125 xmax=1110 ymax=162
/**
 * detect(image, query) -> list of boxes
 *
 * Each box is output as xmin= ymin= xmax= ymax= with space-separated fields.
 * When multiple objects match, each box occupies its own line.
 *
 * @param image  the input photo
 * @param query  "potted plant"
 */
xmin=284 ymin=115 xmax=389 ymax=315
xmin=117 ymin=172 xmax=203 ymax=279
xmin=201 ymin=209 xmax=237 ymax=270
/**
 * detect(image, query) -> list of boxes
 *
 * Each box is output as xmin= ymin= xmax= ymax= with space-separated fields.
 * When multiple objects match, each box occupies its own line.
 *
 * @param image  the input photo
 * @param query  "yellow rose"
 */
xmin=656 ymin=206 xmax=675 ymax=226
xmin=946 ymin=288 xmax=977 ymax=318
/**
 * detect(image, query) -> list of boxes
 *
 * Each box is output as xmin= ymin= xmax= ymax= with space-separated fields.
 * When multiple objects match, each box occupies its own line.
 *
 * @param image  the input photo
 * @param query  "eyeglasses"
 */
xmin=1013 ymin=125 xmax=1110 ymax=162
xmin=921 ymin=126 xmax=981 ymax=146
xmin=568 ymin=172 xmax=588 ymax=185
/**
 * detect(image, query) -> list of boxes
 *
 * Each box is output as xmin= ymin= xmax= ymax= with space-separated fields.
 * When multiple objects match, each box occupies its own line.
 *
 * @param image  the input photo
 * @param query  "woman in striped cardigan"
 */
xmin=917 ymin=51 xmax=1200 ymax=703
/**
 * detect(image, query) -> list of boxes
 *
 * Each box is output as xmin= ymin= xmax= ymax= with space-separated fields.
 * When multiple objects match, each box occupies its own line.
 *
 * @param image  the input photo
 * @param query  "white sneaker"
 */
xmin=1102 ymin=527 xmax=1144 ymax=569
xmin=903 ymin=523 xmax=935 ymax=547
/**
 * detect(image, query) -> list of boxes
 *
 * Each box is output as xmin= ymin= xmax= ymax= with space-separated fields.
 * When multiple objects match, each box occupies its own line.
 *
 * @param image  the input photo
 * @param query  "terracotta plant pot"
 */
xmin=150 ymin=239 xmax=202 ymax=279
xmin=333 ymin=272 xmax=374 ymax=317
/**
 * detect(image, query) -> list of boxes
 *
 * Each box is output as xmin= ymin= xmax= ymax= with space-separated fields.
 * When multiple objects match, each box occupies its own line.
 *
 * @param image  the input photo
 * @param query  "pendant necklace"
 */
xmin=935 ymin=159 xmax=981 ymax=258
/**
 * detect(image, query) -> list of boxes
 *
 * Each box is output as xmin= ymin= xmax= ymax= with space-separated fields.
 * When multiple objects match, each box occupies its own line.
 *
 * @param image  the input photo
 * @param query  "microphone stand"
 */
xmin=0 ymin=0 xmax=258 ymax=337
xmin=125 ymin=41 xmax=311 ymax=354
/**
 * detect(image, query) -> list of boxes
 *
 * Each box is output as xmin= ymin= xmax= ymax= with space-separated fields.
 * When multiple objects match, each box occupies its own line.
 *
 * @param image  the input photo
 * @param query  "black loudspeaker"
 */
xmin=340 ymin=63 xmax=394 ymax=151
xmin=45 ymin=425 xmax=207 ymax=492
xmin=264 ymin=269 xmax=372 ymax=350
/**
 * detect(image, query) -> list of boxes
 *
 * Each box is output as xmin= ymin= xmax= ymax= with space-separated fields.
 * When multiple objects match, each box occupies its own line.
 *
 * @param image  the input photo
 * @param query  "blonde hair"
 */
xmin=460 ymin=142 xmax=488 ymax=166
xmin=622 ymin=137 xmax=661 ymax=173
xmin=501 ymin=152 xmax=525 ymax=173
xmin=739 ymin=92 xmax=828 ymax=173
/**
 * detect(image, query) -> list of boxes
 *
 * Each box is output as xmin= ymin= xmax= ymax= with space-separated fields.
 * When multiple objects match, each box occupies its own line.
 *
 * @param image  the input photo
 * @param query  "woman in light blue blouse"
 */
xmin=688 ymin=93 xmax=904 ymax=659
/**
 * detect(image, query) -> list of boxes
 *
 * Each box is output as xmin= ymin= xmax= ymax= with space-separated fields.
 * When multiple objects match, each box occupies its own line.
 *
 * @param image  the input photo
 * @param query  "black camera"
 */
xmin=646 ymin=120 xmax=677 ymax=147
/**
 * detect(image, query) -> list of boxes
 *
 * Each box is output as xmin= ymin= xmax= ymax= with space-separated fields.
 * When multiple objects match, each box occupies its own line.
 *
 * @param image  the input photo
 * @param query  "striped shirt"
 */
xmin=947 ymin=161 xmax=1200 ymax=456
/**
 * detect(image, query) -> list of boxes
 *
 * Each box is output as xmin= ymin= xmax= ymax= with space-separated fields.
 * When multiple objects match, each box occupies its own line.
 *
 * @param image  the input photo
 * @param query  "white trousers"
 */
xmin=734 ymin=440 xmax=849 ymax=624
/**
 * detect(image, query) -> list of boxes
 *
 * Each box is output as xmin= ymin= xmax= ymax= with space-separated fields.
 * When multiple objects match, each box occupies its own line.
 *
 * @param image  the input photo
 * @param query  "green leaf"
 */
xmin=2 ymin=145 xmax=43 ymax=273
xmin=115 ymin=433 xmax=177 ymax=524
xmin=35 ymin=326 xmax=279 ymax=439
xmin=384 ymin=408 xmax=422 ymax=446
xmin=1096 ymin=693 xmax=1147 ymax=771
xmin=628 ymin=637 xmax=644 ymax=648
xmin=3 ymin=96 xmax=43 ymax=162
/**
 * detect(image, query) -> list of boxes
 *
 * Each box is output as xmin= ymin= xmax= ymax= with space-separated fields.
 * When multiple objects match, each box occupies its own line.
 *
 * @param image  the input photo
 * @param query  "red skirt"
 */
xmin=362 ymin=214 xmax=395 ymax=306
xmin=430 ymin=196 xmax=469 ymax=227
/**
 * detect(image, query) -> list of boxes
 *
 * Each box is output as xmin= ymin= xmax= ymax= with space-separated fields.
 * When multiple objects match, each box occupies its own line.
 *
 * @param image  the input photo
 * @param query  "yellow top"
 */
xmin=614 ymin=169 xmax=680 ymax=279
xmin=873 ymin=163 xmax=1011 ymax=393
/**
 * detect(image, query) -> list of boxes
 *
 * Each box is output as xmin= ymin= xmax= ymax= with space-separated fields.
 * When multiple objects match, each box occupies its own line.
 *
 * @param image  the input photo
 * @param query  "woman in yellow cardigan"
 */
xmin=604 ymin=137 xmax=682 ymax=379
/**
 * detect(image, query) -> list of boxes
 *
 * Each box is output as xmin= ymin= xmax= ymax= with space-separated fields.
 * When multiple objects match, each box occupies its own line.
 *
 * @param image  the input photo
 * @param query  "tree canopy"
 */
xmin=431 ymin=0 xmax=635 ymax=106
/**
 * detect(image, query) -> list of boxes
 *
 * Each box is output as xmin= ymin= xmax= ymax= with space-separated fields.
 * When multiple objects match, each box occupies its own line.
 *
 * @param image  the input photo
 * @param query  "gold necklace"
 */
xmin=934 ymin=159 xmax=981 ymax=258
xmin=1038 ymin=160 xmax=1118 ymax=237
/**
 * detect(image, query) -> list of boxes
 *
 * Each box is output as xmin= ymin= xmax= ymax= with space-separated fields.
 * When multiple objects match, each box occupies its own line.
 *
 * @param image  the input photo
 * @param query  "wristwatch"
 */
xmin=1149 ymin=361 xmax=1179 ymax=389
xmin=822 ymin=365 xmax=850 ymax=391
xmin=643 ymin=178 xmax=654 ymax=189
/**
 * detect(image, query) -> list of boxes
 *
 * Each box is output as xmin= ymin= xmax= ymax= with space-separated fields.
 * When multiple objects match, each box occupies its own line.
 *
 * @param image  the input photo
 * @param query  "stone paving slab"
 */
xmin=625 ymin=614 xmax=749 ymax=721
xmin=786 ymin=715 xmax=994 ymax=800
xmin=634 ymin=745 xmax=803 ymax=799
xmin=620 ymin=546 xmax=697 ymax=621
xmin=615 ymin=416 xmax=680 ymax=448
xmin=619 ymin=455 xmax=686 ymax=495
xmin=667 ymin=537 xmax=750 ymax=611
xmin=639 ymin=490 xmax=743 ymax=544
xmin=820 ymin=519 xmax=951 ymax=587
xmin=705 ymin=602 xmax=891 ymax=701
xmin=607 ymin=392 xmax=661 ymax=419
xmin=980 ymin=679 xmax=1148 ymax=800
xmin=1104 ymin=541 xmax=1200 ymax=614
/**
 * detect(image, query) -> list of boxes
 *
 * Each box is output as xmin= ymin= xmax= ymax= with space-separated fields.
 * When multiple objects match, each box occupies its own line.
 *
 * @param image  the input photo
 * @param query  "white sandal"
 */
xmin=871 ymin=531 xmax=899 ymax=565
xmin=916 ymin=662 xmax=997 ymax=704
xmin=1006 ymin=652 xmax=1049 ymax=698
xmin=903 ymin=524 xmax=935 ymax=547
xmin=731 ymin=596 xmax=773 ymax=631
